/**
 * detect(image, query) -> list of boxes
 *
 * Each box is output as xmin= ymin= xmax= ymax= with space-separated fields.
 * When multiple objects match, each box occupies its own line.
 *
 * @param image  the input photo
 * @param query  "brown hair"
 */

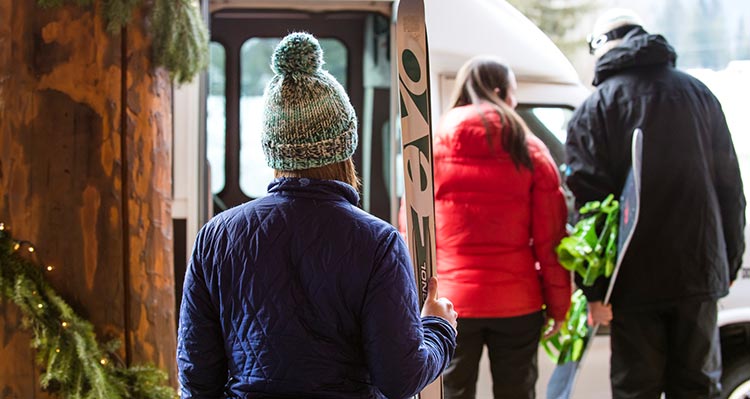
xmin=449 ymin=56 xmax=533 ymax=170
xmin=274 ymin=158 xmax=361 ymax=191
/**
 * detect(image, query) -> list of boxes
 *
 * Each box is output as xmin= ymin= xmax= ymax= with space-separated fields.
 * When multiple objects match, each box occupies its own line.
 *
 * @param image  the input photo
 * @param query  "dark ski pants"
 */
xmin=443 ymin=311 xmax=544 ymax=399
xmin=610 ymin=299 xmax=722 ymax=399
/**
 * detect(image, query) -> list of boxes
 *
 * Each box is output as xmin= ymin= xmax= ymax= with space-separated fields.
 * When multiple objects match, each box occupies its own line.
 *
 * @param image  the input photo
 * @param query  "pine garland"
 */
xmin=151 ymin=0 xmax=209 ymax=85
xmin=36 ymin=0 xmax=208 ymax=84
xmin=0 ymin=223 xmax=176 ymax=399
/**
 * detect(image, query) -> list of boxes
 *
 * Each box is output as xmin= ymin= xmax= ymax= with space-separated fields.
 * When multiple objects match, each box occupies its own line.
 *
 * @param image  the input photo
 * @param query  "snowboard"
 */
xmin=396 ymin=0 xmax=442 ymax=398
xmin=547 ymin=128 xmax=644 ymax=399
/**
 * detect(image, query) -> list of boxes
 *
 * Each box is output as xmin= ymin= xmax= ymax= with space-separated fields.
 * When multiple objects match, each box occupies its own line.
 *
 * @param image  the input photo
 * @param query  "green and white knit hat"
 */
xmin=261 ymin=32 xmax=358 ymax=170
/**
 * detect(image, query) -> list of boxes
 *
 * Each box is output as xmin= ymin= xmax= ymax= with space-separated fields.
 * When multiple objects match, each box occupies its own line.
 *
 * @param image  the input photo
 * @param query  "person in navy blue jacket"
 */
xmin=177 ymin=32 xmax=458 ymax=399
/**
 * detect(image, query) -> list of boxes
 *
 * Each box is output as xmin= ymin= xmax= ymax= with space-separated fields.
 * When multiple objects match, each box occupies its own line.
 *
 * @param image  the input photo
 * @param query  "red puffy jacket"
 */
xmin=401 ymin=103 xmax=571 ymax=320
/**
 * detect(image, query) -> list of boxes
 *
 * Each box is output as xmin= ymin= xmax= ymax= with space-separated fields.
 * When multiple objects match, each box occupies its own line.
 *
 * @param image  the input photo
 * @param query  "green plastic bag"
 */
xmin=540 ymin=195 xmax=620 ymax=364
xmin=556 ymin=194 xmax=619 ymax=286
xmin=540 ymin=289 xmax=589 ymax=364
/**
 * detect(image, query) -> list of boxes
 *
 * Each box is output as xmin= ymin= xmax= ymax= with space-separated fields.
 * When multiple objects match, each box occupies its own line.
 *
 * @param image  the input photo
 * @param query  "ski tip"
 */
xmin=272 ymin=32 xmax=324 ymax=77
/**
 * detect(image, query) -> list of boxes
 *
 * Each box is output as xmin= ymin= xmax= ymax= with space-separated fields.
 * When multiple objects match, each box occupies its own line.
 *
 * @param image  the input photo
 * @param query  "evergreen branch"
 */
xmin=34 ymin=0 xmax=209 ymax=83
xmin=36 ymin=0 xmax=93 ymax=7
xmin=0 ymin=227 xmax=176 ymax=399
xmin=103 ymin=0 xmax=144 ymax=33
xmin=151 ymin=0 xmax=209 ymax=84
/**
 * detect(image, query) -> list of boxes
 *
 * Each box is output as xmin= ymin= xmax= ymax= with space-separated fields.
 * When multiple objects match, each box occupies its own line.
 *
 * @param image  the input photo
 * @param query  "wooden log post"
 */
xmin=0 ymin=0 xmax=176 ymax=396
xmin=123 ymin=4 xmax=176 ymax=377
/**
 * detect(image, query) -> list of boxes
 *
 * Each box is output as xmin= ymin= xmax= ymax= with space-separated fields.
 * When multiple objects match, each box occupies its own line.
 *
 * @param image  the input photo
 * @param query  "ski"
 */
xmin=396 ymin=0 xmax=442 ymax=398
xmin=547 ymin=128 xmax=644 ymax=399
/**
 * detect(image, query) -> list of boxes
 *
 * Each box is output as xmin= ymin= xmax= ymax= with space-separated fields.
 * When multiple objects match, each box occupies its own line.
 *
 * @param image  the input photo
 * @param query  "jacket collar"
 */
xmin=267 ymin=177 xmax=360 ymax=206
xmin=593 ymin=27 xmax=677 ymax=86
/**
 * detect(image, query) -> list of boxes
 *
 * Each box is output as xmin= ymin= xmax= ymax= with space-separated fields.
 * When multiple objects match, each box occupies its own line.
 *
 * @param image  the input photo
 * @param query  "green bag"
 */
xmin=540 ymin=195 xmax=619 ymax=364
xmin=541 ymin=289 xmax=589 ymax=364
xmin=555 ymin=194 xmax=619 ymax=286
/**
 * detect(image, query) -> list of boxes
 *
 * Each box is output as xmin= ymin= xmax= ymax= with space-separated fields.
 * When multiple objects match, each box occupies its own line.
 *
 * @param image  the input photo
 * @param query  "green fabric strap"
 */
xmin=541 ymin=194 xmax=621 ymax=365
xmin=540 ymin=290 xmax=589 ymax=364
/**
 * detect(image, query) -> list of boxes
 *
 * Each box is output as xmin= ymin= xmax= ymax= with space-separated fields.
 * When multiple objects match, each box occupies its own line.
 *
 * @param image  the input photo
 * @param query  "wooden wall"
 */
xmin=0 ymin=0 xmax=176 ymax=396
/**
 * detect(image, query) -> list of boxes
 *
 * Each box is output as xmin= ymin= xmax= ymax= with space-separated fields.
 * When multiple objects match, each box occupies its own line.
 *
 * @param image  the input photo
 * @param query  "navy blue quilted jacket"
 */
xmin=177 ymin=178 xmax=456 ymax=398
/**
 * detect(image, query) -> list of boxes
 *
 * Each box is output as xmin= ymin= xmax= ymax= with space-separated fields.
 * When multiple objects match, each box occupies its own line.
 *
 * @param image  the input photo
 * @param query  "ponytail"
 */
xmin=449 ymin=57 xmax=532 ymax=170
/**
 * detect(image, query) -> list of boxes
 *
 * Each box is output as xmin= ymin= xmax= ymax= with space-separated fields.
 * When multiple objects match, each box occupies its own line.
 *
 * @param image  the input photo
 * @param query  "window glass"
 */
xmin=207 ymin=42 xmax=226 ymax=194
xmin=516 ymin=105 xmax=573 ymax=168
xmin=239 ymin=37 xmax=349 ymax=198
xmin=530 ymin=107 xmax=572 ymax=145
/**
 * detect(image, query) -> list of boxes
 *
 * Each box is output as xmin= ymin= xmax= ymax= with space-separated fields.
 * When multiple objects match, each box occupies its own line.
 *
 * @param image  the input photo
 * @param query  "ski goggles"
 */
xmin=587 ymin=24 xmax=640 ymax=54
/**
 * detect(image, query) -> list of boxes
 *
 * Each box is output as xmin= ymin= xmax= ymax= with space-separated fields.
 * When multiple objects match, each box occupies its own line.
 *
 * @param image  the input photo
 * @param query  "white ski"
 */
xmin=396 ymin=0 xmax=442 ymax=398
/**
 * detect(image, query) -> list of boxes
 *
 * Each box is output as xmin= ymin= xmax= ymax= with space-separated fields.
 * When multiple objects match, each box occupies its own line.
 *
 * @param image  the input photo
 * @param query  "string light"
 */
xmin=0 ymin=224 xmax=176 ymax=395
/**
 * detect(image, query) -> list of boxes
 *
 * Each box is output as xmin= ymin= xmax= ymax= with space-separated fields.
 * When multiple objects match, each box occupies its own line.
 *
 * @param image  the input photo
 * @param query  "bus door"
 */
xmin=207 ymin=8 xmax=395 ymax=221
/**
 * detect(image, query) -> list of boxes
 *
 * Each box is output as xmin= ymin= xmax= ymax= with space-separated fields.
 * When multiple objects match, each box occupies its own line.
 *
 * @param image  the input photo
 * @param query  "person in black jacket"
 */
xmin=565 ymin=8 xmax=746 ymax=399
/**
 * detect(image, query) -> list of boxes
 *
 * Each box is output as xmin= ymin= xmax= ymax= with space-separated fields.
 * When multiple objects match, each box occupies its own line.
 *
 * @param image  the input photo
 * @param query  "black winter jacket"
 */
xmin=565 ymin=27 xmax=746 ymax=309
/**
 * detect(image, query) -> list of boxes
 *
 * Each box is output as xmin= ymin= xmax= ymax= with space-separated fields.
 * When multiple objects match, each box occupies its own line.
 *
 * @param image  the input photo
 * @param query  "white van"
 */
xmin=171 ymin=1 xmax=750 ymax=397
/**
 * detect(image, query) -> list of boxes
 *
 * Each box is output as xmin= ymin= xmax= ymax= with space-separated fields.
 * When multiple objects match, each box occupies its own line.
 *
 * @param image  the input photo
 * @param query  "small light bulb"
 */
xmin=27 ymin=246 xmax=34 ymax=253
xmin=100 ymin=358 xmax=108 ymax=365
xmin=13 ymin=243 xmax=20 ymax=251
xmin=61 ymin=321 xmax=69 ymax=328
xmin=0 ymin=223 xmax=5 ymax=230
xmin=46 ymin=265 xmax=54 ymax=271
xmin=55 ymin=348 xmax=60 ymax=353
xmin=37 ymin=304 xmax=43 ymax=309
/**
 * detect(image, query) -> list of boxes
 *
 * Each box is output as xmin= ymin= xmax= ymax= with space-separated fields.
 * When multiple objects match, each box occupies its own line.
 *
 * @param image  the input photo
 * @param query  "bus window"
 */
xmin=238 ymin=37 xmax=349 ymax=199
xmin=207 ymin=42 xmax=227 ymax=195
xmin=530 ymin=107 xmax=570 ymax=145
xmin=515 ymin=105 xmax=573 ymax=168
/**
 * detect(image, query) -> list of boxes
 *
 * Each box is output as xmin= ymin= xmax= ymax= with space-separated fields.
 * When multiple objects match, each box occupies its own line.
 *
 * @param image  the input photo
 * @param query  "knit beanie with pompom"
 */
xmin=261 ymin=32 xmax=358 ymax=170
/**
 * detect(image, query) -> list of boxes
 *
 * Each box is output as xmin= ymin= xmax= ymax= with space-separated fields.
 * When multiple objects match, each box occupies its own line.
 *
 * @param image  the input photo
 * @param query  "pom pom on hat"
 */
xmin=261 ymin=32 xmax=358 ymax=171
xmin=272 ymin=32 xmax=324 ymax=77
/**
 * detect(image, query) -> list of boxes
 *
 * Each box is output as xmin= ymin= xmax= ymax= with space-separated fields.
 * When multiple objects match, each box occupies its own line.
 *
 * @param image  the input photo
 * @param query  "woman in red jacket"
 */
xmin=426 ymin=56 xmax=570 ymax=398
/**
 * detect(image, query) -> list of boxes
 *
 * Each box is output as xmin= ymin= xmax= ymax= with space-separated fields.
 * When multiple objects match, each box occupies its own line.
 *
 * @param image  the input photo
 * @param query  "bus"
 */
xmin=171 ymin=1 xmax=750 ymax=397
